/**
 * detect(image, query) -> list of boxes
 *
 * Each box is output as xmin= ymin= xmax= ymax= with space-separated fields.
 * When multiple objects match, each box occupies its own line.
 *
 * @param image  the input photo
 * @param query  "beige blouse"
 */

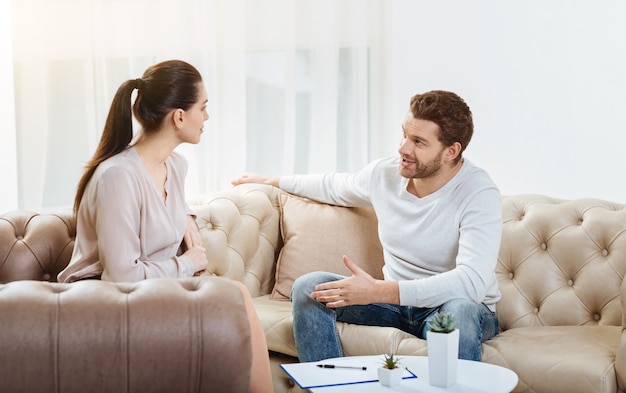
xmin=58 ymin=147 xmax=195 ymax=283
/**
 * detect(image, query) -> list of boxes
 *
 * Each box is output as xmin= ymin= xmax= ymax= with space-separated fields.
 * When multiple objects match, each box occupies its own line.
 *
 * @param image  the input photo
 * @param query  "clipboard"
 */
xmin=280 ymin=355 xmax=417 ymax=389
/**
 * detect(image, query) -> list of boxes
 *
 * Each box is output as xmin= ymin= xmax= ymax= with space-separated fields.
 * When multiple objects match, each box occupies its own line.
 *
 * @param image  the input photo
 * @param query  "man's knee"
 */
xmin=441 ymin=298 xmax=480 ymax=311
xmin=291 ymin=272 xmax=339 ymax=301
xmin=439 ymin=299 xmax=483 ymax=325
xmin=439 ymin=298 xmax=497 ymax=339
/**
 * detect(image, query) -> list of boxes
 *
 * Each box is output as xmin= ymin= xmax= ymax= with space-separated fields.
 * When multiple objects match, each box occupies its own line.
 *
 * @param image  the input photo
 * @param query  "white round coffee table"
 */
xmin=306 ymin=355 xmax=518 ymax=392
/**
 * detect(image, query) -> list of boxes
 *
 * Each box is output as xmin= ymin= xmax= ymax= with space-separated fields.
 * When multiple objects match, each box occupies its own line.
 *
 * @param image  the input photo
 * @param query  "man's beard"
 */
xmin=400 ymin=150 xmax=443 ymax=179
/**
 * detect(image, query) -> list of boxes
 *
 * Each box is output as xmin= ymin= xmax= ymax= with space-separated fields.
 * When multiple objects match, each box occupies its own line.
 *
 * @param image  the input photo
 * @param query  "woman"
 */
xmin=58 ymin=60 xmax=273 ymax=393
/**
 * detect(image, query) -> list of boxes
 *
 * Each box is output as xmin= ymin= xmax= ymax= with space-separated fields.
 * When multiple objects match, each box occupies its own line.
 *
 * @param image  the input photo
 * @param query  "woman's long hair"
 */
xmin=73 ymin=60 xmax=203 ymax=213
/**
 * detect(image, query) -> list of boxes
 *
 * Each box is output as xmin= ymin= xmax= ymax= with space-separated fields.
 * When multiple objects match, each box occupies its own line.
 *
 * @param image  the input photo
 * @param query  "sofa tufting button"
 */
xmin=541 ymin=243 xmax=547 ymax=250
xmin=42 ymin=273 xmax=51 ymax=281
xmin=594 ymin=314 xmax=601 ymax=321
xmin=509 ymin=272 xmax=514 ymax=279
xmin=567 ymin=279 xmax=573 ymax=286
xmin=534 ymin=308 xmax=539 ymax=314
xmin=602 ymin=249 xmax=609 ymax=257
xmin=117 ymin=285 xmax=135 ymax=294
xmin=181 ymin=282 xmax=200 ymax=291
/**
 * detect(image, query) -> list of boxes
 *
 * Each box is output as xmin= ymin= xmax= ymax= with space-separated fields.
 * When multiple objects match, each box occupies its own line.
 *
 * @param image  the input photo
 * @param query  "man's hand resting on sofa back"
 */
xmin=232 ymin=173 xmax=280 ymax=187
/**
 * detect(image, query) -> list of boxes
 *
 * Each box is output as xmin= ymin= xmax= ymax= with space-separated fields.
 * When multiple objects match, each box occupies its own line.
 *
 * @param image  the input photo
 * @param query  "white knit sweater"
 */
xmin=279 ymin=156 xmax=502 ymax=311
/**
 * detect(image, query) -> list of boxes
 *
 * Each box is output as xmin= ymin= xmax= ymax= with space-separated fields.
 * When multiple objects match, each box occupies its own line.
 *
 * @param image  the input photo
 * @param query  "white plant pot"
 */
xmin=377 ymin=367 xmax=404 ymax=387
xmin=427 ymin=328 xmax=459 ymax=387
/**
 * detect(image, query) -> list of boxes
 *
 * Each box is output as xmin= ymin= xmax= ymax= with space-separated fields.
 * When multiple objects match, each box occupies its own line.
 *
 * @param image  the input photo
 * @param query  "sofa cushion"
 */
xmin=270 ymin=193 xmax=384 ymax=300
xmin=252 ymin=295 xmax=297 ymax=357
xmin=253 ymin=294 xmax=428 ymax=359
xmin=483 ymin=325 xmax=620 ymax=393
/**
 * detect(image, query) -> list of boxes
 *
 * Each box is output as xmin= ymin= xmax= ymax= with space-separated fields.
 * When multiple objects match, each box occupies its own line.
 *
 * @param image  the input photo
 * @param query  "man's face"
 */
xmin=397 ymin=112 xmax=446 ymax=179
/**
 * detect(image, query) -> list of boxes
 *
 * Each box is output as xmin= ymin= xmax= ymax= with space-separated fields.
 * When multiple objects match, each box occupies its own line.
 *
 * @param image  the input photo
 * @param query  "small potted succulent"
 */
xmin=377 ymin=353 xmax=404 ymax=387
xmin=427 ymin=311 xmax=460 ymax=387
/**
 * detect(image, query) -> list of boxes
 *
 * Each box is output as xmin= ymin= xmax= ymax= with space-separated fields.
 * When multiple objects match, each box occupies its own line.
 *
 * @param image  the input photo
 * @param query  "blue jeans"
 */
xmin=291 ymin=271 xmax=499 ymax=362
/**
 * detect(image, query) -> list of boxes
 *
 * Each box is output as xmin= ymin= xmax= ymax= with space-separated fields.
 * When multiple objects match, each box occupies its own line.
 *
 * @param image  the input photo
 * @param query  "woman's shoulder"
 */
xmin=167 ymin=150 xmax=189 ymax=172
xmin=93 ymin=148 xmax=141 ymax=181
xmin=98 ymin=147 xmax=134 ymax=166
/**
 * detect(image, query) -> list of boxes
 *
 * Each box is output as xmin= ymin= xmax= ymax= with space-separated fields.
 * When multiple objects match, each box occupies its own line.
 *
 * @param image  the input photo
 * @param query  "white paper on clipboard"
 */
xmin=280 ymin=355 xmax=417 ymax=389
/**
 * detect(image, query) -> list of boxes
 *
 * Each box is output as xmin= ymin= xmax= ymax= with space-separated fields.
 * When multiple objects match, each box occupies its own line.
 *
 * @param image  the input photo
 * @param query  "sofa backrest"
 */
xmin=496 ymin=195 xmax=626 ymax=329
xmin=187 ymin=184 xmax=284 ymax=297
xmin=191 ymin=186 xmax=626 ymax=330
xmin=0 ymin=209 xmax=75 ymax=283
xmin=3 ymin=185 xmax=626 ymax=331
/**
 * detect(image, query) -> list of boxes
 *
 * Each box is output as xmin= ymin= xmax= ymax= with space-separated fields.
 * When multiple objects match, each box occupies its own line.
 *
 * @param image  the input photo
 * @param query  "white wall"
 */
xmin=5 ymin=0 xmax=625 ymax=212
xmin=387 ymin=0 xmax=626 ymax=202
xmin=0 ymin=0 xmax=18 ymax=213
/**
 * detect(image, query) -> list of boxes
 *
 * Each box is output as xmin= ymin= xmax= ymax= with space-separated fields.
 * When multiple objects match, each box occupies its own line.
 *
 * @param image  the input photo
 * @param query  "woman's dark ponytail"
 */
xmin=73 ymin=80 xmax=137 ymax=213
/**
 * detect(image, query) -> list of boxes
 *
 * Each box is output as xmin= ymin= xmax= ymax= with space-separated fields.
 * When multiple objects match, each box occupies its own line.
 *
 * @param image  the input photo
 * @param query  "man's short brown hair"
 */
xmin=410 ymin=90 xmax=473 ymax=163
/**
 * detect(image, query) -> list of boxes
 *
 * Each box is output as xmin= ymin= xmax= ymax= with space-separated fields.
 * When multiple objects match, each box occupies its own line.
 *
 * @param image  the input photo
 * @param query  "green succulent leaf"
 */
xmin=382 ymin=353 xmax=401 ymax=369
xmin=427 ymin=311 xmax=459 ymax=333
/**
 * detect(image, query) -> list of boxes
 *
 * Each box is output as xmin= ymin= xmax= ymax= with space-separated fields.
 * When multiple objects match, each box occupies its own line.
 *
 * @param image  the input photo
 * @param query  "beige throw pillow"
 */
xmin=270 ymin=193 xmax=385 ymax=300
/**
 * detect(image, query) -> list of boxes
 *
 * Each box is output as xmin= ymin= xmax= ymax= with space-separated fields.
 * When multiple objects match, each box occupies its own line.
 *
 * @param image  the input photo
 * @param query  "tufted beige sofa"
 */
xmin=3 ymin=183 xmax=626 ymax=393
xmin=188 ymin=184 xmax=626 ymax=393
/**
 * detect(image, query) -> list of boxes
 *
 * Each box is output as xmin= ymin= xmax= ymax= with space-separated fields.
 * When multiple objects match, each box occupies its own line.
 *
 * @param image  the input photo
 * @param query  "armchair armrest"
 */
xmin=0 ymin=276 xmax=251 ymax=393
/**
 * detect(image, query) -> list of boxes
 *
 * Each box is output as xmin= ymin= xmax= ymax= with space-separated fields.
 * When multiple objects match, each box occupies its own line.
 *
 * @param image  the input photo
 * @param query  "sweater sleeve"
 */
xmin=279 ymin=159 xmax=385 ymax=207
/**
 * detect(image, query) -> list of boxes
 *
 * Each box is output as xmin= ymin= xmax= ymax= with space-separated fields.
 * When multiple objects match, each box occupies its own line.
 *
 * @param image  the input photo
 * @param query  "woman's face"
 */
xmin=180 ymin=82 xmax=209 ymax=144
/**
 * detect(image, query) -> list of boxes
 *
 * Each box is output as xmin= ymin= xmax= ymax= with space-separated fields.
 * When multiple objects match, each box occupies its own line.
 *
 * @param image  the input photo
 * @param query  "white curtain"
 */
xmin=6 ymin=0 xmax=392 ymax=211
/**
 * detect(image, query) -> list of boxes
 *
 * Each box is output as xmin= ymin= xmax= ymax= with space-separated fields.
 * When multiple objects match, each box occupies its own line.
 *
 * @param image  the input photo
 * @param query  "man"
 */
xmin=232 ymin=90 xmax=502 ymax=362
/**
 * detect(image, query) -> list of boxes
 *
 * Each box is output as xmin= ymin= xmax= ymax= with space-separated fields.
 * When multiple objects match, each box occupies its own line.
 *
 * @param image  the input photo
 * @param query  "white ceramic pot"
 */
xmin=377 ymin=366 xmax=404 ymax=387
xmin=427 ymin=328 xmax=459 ymax=387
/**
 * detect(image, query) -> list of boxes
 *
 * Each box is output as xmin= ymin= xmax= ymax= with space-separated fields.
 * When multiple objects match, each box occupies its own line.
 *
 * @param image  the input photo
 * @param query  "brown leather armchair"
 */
xmin=0 ymin=210 xmax=252 ymax=393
